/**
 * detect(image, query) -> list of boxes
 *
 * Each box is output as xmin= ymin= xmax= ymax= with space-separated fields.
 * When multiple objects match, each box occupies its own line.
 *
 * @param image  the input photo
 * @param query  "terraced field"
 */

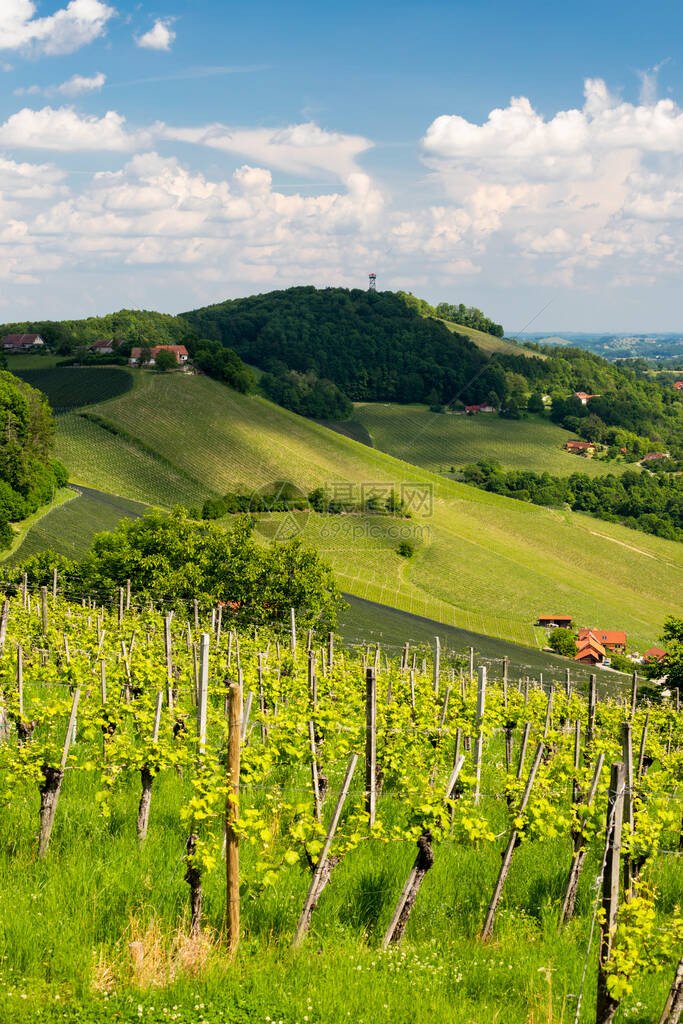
xmin=28 ymin=370 xmax=681 ymax=650
xmin=352 ymin=403 xmax=628 ymax=477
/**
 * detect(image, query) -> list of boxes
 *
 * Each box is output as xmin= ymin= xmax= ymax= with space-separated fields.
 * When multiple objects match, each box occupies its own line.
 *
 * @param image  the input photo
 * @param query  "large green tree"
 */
xmin=660 ymin=616 xmax=683 ymax=690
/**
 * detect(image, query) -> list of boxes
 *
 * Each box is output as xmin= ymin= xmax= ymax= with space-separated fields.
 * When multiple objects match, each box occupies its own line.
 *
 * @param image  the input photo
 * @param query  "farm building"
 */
xmin=129 ymin=344 xmax=189 ymax=367
xmin=573 ymin=391 xmax=600 ymax=405
xmin=89 ymin=338 xmax=115 ymax=354
xmin=641 ymin=452 xmax=669 ymax=463
xmin=465 ymin=403 xmax=495 ymax=414
xmin=537 ymin=615 xmax=573 ymax=628
xmin=566 ymin=440 xmax=596 ymax=456
xmin=578 ymin=628 xmax=627 ymax=654
xmin=674 ymin=381 xmax=683 ymax=390
xmin=575 ymin=634 xmax=606 ymax=664
xmin=1 ymin=333 xmax=45 ymax=351
xmin=643 ymin=647 xmax=667 ymax=663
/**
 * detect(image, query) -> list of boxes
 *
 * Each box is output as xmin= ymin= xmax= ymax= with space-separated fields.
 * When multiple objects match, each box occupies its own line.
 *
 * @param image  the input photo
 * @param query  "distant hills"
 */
xmin=520 ymin=332 xmax=683 ymax=362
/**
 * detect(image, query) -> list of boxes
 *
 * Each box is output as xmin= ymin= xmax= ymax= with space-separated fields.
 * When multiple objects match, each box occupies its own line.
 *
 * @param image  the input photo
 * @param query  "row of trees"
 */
xmin=461 ymin=459 xmax=683 ymax=541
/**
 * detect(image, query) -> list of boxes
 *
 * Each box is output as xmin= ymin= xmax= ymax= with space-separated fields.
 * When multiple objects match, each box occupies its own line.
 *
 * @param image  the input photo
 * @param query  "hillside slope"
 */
xmin=44 ymin=370 xmax=682 ymax=650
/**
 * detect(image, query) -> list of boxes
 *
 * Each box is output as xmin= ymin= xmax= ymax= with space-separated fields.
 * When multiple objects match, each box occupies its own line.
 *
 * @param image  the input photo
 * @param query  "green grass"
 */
xmin=438 ymin=318 xmax=542 ymax=358
xmin=3 ymin=487 xmax=76 ymax=561
xmin=11 ymin=366 xmax=134 ymax=411
xmin=351 ymin=404 xmax=628 ymax=477
xmin=7 ymin=487 xmax=148 ymax=563
xmin=5 ymin=353 xmax=63 ymax=371
xmin=41 ymin=372 xmax=682 ymax=651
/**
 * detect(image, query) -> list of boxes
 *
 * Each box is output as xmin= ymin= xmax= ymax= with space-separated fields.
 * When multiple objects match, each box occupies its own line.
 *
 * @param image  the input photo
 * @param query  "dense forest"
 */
xmin=462 ymin=459 xmax=683 ymax=542
xmin=180 ymin=287 xmax=496 ymax=408
xmin=0 ymin=372 xmax=67 ymax=547
xmin=396 ymin=290 xmax=504 ymax=336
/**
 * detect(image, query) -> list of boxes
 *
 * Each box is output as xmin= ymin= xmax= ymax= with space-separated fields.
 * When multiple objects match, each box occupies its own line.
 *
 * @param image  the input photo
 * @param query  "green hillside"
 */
xmin=351 ymin=403 xmax=628 ymax=477
xmin=31 ymin=369 xmax=682 ymax=651
xmin=438 ymin=318 xmax=540 ymax=359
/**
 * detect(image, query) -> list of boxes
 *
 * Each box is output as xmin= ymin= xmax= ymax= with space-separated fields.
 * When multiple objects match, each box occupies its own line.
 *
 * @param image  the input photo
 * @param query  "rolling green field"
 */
xmin=438 ymin=318 xmax=541 ymax=358
xmin=28 ymin=369 xmax=680 ymax=651
xmin=351 ymin=404 xmax=628 ymax=477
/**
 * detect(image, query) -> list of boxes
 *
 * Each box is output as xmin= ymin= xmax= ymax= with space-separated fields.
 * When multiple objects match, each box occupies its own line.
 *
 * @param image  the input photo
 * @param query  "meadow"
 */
xmin=437 ymin=317 xmax=542 ymax=358
xmin=0 ymin=592 xmax=680 ymax=1024
xmin=351 ymin=403 xmax=628 ymax=478
xmin=14 ymin=370 xmax=679 ymax=651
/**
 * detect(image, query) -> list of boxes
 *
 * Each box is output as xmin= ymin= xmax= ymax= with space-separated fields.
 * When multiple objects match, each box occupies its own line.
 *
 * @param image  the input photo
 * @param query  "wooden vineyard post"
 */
xmin=16 ymin=644 xmax=23 ymax=718
xmin=292 ymin=752 xmax=358 ymax=949
xmin=126 ymin=578 xmax=131 ymax=611
xmin=516 ymin=722 xmax=531 ymax=781
xmin=480 ymin=741 xmax=545 ymax=941
xmin=543 ymin=686 xmax=553 ymax=739
xmin=473 ymin=666 xmax=486 ymax=805
xmin=559 ymin=752 xmax=605 ymax=925
xmin=469 ymin=646 xmax=474 ymax=684
xmin=136 ymin=691 xmax=163 ymax=844
xmin=52 ymin=567 xmax=57 ymax=601
xmin=596 ymin=761 xmax=625 ymax=1024
xmin=572 ymin=719 xmax=581 ymax=804
xmin=308 ymin=720 xmax=322 ymax=822
xmin=439 ymin=686 xmax=451 ymax=730
xmin=290 ymin=607 xmax=296 ymax=655
xmin=40 ymin=587 xmax=48 ymax=636
xmin=383 ymin=754 xmax=466 ymax=948
xmin=586 ymin=674 xmax=597 ymax=750
xmin=328 ymin=631 xmax=334 ymax=672
xmin=565 ymin=668 xmax=571 ymax=697
xmin=197 ymin=633 xmax=209 ymax=757
xmin=658 ymin=954 xmax=683 ymax=1024
xmin=503 ymin=657 xmax=509 ymax=708
xmin=622 ymin=722 xmax=634 ymax=897
xmin=365 ymin=666 xmax=377 ymax=826
xmin=21 ymin=572 xmax=27 ymax=609
xmin=164 ymin=615 xmax=173 ymax=708
xmin=225 ymin=682 xmax=241 ymax=955
xmin=118 ymin=587 xmax=124 ymax=626
xmin=637 ymin=712 xmax=650 ymax=780
xmin=630 ymin=672 xmax=638 ymax=719
xmin=38 ymin=688 xmax=80 ymax=858
xmin=258 ymin=653 xmax=267 ymax=744
xmin=433 ymin=636 xmax=440 ymax=696
xmin=240 ymin=691 xmax=253 ymax=742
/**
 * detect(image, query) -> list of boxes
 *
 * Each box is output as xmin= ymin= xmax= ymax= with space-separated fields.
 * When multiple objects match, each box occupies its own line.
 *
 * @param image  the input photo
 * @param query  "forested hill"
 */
xmin=180 ymin=287 xmax=498 ymax=406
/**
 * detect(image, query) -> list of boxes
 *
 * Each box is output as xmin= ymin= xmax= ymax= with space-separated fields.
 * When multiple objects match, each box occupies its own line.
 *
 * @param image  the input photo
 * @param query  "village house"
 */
xmin=674 ymin=381 xmax=683 ymax=390
xmin=537 ymin=614 xmax=573 ymax=628
xmin=574 ymin=634 xmax=606 ymax=665
xmin=578 ymin=628 xmax=627 ymax=655
xmin=565 ymin=440 xmax=596 ymax=457
xmin=1 ymin=333 xmax=45 ymax=351
xmin=641 ymin=451 xmax=669 ymax=463
xmin=643 ymin=647 xmax=667 ymax=664
xmin=573 ymin=391 xmax=600 ymax=405
xmin=129 ymin=344 xmax=189 ymax=367
xmin=465 ymin=403 xmax=495 ymax=414
xmin=89 ymin=338 xmax=115 ymax=355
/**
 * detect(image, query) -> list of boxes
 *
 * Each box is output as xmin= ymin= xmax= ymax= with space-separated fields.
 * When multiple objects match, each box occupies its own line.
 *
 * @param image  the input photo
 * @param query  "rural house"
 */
xmin=89 ymin=338 xmax=115 ymax=354
xmin=573 ymin=391 xmax=600 ymax=405
xmin=465 ymin=403 xmax=495 ymax=414
xmin=129 ymin=344 xmax=189 ymax=367
xmin=643 ymin=647 xmax=667 ymax=664
xmin=574 ymin=634 xmax=606 ymax=665
xmin=565 ymin=440 xmax=596 ymax=456
xmin=674 ymin=381 xmax=683 ymax=390
xmin=1 ymin=333 xmax=45 ymax=351
xmin=578 ymin=628 xmax=627 ymax=654
xmin=537 ymin=614 xmax=573 ymax=628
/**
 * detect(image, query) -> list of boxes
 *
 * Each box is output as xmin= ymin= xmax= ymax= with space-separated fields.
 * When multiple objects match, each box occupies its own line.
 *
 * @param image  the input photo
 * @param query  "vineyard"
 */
xmin=0 ymin=582 xmax=681 ymax=1024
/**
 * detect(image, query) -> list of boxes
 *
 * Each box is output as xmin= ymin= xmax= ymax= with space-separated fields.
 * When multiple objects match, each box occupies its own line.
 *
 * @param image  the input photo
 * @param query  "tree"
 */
xmin=527 ymin=391 xmax=545 ymax=414
xmin=660 ymin=616 xmax=683 ymax=690
xmin=154 ymin=349 xmax=177 ymax=372
xmin=548 ymin=628 xmax=578 ymax=658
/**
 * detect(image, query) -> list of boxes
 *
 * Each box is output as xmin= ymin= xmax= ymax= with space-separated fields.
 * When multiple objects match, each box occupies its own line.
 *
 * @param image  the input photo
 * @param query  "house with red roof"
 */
xmin=575 ymin=635 xmax=606 ymax=665
xmin=578 ymin=628 xmax=627 ymax=654
xmin=674 ymin=381 xmax=683 ymax=390
xmin=465 ymin=403 xmax=495 ymax=414
xmin=643 ymin=647 xmax=666 ymax=664
xmin=1 ymin=333 xmax=45 ymax=351
xmin=573 ymin=391 xmax=600 ymax=405
xmin=129 ymin=344 xmax=189 ymax=367
xmin=566 ymin=440 xmax=596 ymax=456
xmin=537 ymin=615 xmax=573 ymax=628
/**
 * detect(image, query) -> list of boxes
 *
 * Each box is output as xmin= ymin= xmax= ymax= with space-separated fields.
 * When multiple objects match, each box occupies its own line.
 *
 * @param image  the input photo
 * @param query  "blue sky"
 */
xmin=2 ymin=0 xmax=683 ymax=330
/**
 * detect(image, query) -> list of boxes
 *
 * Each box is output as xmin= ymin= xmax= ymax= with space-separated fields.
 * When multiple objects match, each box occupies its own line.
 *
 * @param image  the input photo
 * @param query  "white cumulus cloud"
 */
xmin=0 ymin=0 xmax=115 ymax=56
xmin=15 ymin=71 xmax=106 ymax=97
xmin=136 ymin=18 xmax=175 ymax=51
xmin=0 ymin=106 xmax=147 ymax=150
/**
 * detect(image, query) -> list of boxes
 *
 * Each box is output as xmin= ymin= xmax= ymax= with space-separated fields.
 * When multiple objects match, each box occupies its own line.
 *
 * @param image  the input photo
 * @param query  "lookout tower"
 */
xmin=368 ymin=273 xmax=376 ymax=292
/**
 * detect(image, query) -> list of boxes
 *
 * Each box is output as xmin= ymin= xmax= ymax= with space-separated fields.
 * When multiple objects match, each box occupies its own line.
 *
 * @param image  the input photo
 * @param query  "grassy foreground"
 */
xmin=33 ymin=370 xmax=683 ymax=650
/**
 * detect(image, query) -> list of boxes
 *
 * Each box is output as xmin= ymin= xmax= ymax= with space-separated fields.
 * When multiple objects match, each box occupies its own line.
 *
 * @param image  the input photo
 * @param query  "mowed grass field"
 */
xmin=438 ymin=318 xmax=541 ymax=358
xmin=31 ymin=369 xmax=681 ymax=651
xmin=352 ymin=404 xmax=629 ymax=477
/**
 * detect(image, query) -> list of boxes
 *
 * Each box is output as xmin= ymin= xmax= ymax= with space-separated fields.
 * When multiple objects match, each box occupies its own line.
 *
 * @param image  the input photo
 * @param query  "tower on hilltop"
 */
xmin=368 ymin=273 xmax=376 ymax=292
